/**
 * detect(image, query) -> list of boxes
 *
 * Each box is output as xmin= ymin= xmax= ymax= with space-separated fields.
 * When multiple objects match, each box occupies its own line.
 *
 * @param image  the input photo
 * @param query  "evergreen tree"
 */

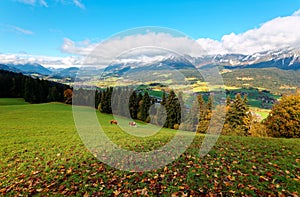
xmin=112 ymin=87 xmax=121 ymax=115
xmin=224 ymin=93 xmax=251 ymax=136
xmin=226 ymin=95 xmax=231 ymax=107
xmin=177 ymin=91 xmax=185 ymax=122
xmin=9 ymin=77 xmax=17 ymax=97
xmin=48 ymin=86 xmax=58 ymax=102
xmin=161 ymin=91 xmax=166 ymax=106
xmin=198 ymin=95 xmax=213 ymax=133
xmin=24 ymin=78 xmax=31 ymax=102
xmin=164 ymin=90 xmax=181 ymax=128
xmin=129 ymin=90 xmax=139 ymax=119
xmin=95 ymin=90 xmax=101 ymax=109
xmin=33 ymin=78 xmax=41 ymax=103
xmin=196 ymin=94 xmax=213 ymax=133
xmin=155 ymin=103 xmax=167 ymax=126
xmin=139 ymin=91 xmax=151 ymax=121
xmin=0 ymin=70 xmax=69 ymax=103
xmin=99 ymin=87 xmax=113 ymax=114
xmin=181 ymin=96 xmax=199 ymax=131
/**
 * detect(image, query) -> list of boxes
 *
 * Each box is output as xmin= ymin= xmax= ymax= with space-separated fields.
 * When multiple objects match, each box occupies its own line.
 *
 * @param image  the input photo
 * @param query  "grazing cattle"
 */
xmin=110 ymin=120 xmax=118 ymax=125
xmin=129 ymin=121 xmax=137 ymax=127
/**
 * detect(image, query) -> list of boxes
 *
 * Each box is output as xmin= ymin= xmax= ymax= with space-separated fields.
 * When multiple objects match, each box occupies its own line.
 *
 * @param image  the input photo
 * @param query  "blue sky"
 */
xmin=1 ymin=0 xmax=300 ymax=67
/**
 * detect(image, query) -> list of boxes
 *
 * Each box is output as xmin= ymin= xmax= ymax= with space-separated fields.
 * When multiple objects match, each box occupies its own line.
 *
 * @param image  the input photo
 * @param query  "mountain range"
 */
xmin=101 ymin=47 xmax=300 ymax=78
xmin=0 ymin=63 xmax=79 ymax=79
xmin=1 ymin=47 xmax=300 ymax=78
xmin=210 ymin=47 xmax=300 ymax=70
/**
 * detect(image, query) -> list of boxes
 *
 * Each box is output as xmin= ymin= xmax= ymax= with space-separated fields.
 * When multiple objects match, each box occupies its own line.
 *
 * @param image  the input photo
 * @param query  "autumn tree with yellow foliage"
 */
xmin=264 ymin=93 xmax=300 ymax=138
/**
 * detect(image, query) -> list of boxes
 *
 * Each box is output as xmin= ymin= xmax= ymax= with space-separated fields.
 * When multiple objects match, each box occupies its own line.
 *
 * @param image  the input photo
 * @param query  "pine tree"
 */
xmin=129 ymin=91 xmax=139 ymax=119
xmin=161 ymin=91 xmax=166 ymax=106
xmin=226 ymin=95 xmax=231 ymax=107
xmin=48 ymin=86 xmax=58 ymax=102
xmin=112 ymin=87 xmax=121 ymax=115
xmin=197 ymin=94 xmax=213 ymax=133
xmin=99 ymin=87 xmax=112 ymax=113
xmin=0 ymin=70 xmax=70 ymax=103
xmin=155 ymin=103 xmax=167 ymax=126
xmin=140 ymin=91 xmax=151 ymax=121
xmin=95 ymin=90 xmax=101 ymax=109
xmin=224 ymin=93 xmax=251 ymax=136
xmin=164 ymin=90 xmax=181 ymax=128
xmin=9 ymin=77 xmax=17 ymax=97
xmin=181 ymin=96 xmax=199 ymax=131
xmin=177 ymin=91 xmax=184 ymax=122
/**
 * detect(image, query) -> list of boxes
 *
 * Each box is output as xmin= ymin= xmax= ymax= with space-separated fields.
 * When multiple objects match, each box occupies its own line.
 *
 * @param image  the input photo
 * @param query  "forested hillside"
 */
xmin=222 ymin=68 xmax=300 ymax=94
xmin=0 ymin=70 xmax=70 ymax=103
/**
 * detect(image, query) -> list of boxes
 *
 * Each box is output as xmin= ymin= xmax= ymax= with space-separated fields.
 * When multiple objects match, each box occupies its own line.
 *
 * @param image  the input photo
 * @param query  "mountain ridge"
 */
xmin=1 ymin=47 xmax=300 ymax=79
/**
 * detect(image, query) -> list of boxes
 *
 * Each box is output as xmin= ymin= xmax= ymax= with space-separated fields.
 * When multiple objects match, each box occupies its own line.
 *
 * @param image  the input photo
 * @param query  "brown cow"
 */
xmin=110 ymin=120 xmax=118 ymax=125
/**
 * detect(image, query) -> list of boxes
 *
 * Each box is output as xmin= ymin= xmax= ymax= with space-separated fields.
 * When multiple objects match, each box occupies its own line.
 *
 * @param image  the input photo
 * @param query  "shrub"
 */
xmin=173 ymin=124 xmax=180 ymax=130
xmin=249 ymin=122 xmax=268 ymax=137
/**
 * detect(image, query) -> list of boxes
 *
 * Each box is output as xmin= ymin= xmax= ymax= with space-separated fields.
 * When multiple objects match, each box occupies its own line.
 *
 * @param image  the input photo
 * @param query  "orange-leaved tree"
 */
xmin=264 ymin=93 xmax=300 ymax=138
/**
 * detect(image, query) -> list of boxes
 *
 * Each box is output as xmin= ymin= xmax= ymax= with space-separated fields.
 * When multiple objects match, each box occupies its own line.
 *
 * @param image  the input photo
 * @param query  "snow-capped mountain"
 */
xmin=1 ymin=47 xmax=300 ymax=80
xmin=103 ymin=55 xmax=196 ymax=76
xmin=102 ymin=47 xmax=300 ymax=75
xmin=205 ymin=47 xmax=300 ymax=69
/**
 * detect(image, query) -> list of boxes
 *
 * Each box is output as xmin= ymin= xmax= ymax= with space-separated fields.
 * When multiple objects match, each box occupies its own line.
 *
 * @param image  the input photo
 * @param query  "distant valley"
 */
xmin=1 ymin=47 xmax=300 ymax=95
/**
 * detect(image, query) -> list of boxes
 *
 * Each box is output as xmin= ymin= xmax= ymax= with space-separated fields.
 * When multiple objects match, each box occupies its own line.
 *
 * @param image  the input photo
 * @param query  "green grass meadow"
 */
xmin=0 ymin=98 xmax=29 ymax=106
xmin=0 ymin=99 xmax=299 ymax=196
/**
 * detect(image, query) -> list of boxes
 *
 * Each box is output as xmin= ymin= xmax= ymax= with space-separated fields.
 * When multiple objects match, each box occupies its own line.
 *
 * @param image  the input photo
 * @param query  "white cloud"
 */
xmin=0 ymin=53 xmax=81 ymax=68
xmin=9 ymin=25 xmax=34 ymax=35
xmin=196 ymin=38 xmax=227 ymax=54
xmin=197 ymin=14 xmax=300 ymax=54
xmin=61 ymin=32 xmax=207 ymax=64
xmin=4 ymin=7 xmax=300 ymax=69
xmin=16 ymin=0 xmax=35 ymax=5
xmin=54 ymin=0 xmax=85 ymax=9
xmin=61 ymin=38 xmax=97 ymax=55
xmin=73 ymin=0 xmax=85 ymax=9
xmin=16 ymin=0 xmax=48 ymax=7
xmin=15 ymin=0 xmax=86 ymax=8
xmin=293 ymin=9 xmax=300 ymax=16
xmin=39 ymin=0 xmax=48 ymax=7
xmin=61 ymin=12 xmax=300 ymax=57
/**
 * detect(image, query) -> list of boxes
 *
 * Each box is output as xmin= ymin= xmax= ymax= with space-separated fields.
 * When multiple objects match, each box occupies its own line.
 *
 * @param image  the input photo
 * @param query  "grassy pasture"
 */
xmin=0 ymin=99 xmax=299 ymax=196
xmin=250 ymin=107 xmax=271 ymax=120
xmin=0 ymin=98 xmax=29 ymax=106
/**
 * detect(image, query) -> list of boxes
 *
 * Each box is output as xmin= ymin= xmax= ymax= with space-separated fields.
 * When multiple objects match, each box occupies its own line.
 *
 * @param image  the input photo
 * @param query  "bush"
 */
xmin=249 ymin=122 xmax=268 ymax=137
xmin=222 ymin=124 xmax=248 ymax=136
xmin=145 ymin=116 xmax=151 ymax=123
xmin=173 ymin=124 xmax=180 ymax=130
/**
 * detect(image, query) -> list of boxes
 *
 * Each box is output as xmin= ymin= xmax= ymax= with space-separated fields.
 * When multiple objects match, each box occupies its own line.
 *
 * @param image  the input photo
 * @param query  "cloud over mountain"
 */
xmin=61 ymin=32 xmax=206 ymax=59
xmin=2 ymin=9 xmax=300 ymax=67
xmin=197 ymin=14 xmax=300 ymax=54
xmin=0 ymin=53 xmax=80 ymax=68
xmin=61 ymin=12 xmax=300 ymax=56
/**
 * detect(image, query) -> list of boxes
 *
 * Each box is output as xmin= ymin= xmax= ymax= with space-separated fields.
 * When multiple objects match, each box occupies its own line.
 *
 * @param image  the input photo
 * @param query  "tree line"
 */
xmin=73 ymin=87 xmax=250 ymax=133
xmin=66 ymin=85 xmax=300 ymax=138
xmin=1 ymin=67 xmax=296 ymax=139
xmin=0 ymin=70 xmax=70 ymax=103
xmin=73 ymin=87 xmax=182 ymax=129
